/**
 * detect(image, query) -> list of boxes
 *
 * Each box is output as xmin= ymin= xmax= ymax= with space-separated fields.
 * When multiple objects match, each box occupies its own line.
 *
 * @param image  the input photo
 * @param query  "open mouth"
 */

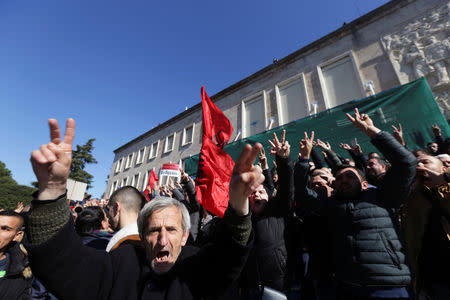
xmin=254 ymin=199 xmax=265 ymax=206
xmin=155 ymin=251 xmax=170 ymax=263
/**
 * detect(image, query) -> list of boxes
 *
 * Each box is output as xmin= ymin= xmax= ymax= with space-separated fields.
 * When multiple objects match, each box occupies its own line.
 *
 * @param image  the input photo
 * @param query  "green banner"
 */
xmin=185 ymin=78 xmax=449 ymax=175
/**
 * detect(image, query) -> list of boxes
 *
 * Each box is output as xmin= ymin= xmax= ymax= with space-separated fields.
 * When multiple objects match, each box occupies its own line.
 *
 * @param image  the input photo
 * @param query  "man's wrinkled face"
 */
xmin=0 ymin=216 xmax=23 ymax=252
xmin=417 ymin=154 xmax=445 ymax=185
xmin=250 ymin=184 xmax=269 ymax=215
xmin=333 ymin=168 xmax=366 ymax=199
xmin=428 ymin=143 xmax=438 ymax=154
xmin=144 ymin=206 xmax=188 ymax=274
xmin=366 ymin=158 xmax=386 ymax=178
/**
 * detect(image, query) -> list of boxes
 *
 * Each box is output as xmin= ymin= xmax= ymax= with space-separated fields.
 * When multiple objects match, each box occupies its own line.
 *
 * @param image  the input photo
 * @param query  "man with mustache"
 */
xmin=25 ymin=118 xmax=262 ymax=300
xmin=402 ymin=154 xmax=450 ymax=299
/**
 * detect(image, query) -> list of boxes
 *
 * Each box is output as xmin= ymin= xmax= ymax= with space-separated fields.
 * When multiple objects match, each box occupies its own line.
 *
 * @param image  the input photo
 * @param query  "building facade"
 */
xmin=106 ymin=0 xmax=450 ymax=197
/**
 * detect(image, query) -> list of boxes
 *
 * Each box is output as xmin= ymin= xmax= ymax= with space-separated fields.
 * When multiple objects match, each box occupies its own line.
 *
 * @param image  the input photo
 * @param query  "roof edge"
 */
xmin=114 ymin=0 xmax=410 ymax=154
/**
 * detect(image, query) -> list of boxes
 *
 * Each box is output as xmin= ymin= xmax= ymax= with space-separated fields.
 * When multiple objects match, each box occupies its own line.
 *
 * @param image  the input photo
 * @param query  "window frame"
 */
xmin=275 ymin=73 xmax=310 ymax=125
xmin=132 ymin=173 xmax=140 ymax=188
xmin=149 ymin=141 xmax=159 ymax=160
xmin=125 ymin=153 xmax=134 ymax=170
xmin=115 ymin=158 xmax=123 ymax=173
xmin=164 ymin=133 xmax=176 ymax=153
xmin=110 ymin=181 xmax=118 ymax=196
xmin=241 ymin=90 xmax=268 ymax=138
xmin=182 ymin=124 xmax=195 ymax=146
xmin=317 ymin=51 xmax=365 ymax=109
xmin=135 ymin=148 xmax=145 ymax=165
xmin=121 ymin=177 xmax=128 ymax=187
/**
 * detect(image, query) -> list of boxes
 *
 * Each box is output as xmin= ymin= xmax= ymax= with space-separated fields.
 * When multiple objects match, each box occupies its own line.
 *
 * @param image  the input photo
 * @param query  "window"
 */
xmin=318 ymin=52 xmax=364 ymax=108
xmin=135 ymin=148 xmax=145 ymax=165
xmin=110 ymin=181 xmax=118 ymax=196
xmin=142 ymin=169 xmax=150 ymax=190
xmin=179 ymin=158 xmax=186 ymax=170
xmin=149 ymin=141 xmax=159 ymax=159
xmin=132 ymin=173 xmax=140 ymax=188
xmin=182 ymin=124 xmax=194 ymax=146
xmin=242 ymin=92 xmax=267 ymax=138
xmin=164 ymin=133 xmax=176 ymax=153
xmin=125 ymin=153 xmax=134 ymax=169
xmin=121 ymin=177 xmax=128 ymax=187
xmin=115 ymin=158 xmax=123 ymax=173
xmin=275 ymin=75 xmax=309 ymax=125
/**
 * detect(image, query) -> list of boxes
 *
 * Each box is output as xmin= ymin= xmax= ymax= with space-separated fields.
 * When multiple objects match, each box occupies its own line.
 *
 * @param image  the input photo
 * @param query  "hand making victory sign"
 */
xmin=268 ymin=129 xmax=290 ymax=158
xmin=30 ymin=118 xmax=75 ymax=200
xmin=229 ymin=143 xmax=265 ymax=216
xmin=346 ymin=108 xmax=380 ymax=138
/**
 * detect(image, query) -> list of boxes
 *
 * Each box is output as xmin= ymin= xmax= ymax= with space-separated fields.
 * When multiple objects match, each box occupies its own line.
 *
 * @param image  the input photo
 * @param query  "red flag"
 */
xmin=143 ymin=169 xmax=159 ymax=202
xmin=195 ymin=86 xmax=235 ymax=217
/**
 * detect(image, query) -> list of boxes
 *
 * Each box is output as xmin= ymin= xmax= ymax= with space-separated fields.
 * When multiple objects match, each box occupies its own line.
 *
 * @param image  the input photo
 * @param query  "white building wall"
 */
xmin=106 ymin=0 xmax=449 ymax=197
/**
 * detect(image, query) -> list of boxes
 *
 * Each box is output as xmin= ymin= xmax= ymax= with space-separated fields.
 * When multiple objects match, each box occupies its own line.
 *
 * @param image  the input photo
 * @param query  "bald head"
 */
xmin=109 ymin=186 xmax=146 ymax=214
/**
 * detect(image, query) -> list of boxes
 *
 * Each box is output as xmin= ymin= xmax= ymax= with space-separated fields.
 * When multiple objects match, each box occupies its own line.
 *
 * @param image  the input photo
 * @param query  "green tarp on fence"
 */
xmin=185 ymin=78 xmax=449 ymax=175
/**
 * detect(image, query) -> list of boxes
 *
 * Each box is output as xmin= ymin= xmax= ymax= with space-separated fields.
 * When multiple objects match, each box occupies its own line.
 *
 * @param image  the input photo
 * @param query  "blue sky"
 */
xmin=0 ymin=0 xmax=390 ymax=198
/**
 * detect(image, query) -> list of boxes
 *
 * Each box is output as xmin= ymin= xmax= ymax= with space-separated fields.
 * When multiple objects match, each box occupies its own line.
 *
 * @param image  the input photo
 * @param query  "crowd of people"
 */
xmin=1 ymin=109 xmax=449 ymax=300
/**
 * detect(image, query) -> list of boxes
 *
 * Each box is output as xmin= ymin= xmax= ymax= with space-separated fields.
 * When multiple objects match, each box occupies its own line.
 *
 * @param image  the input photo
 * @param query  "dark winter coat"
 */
xmin=0 ymin=242 xmax=32 ymax=299
xmin=295 ymin=131 xmax=416 ymax=287
xmin=240 ymin=155 xmax=300 ymax=292
xmin=27 ymin=211 xmax=252 ymax=300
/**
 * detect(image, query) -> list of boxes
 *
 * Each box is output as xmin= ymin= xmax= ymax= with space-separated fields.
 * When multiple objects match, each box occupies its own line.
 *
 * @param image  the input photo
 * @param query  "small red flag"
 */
xmin=143 ymin=169 xmax=159 ymax=202
xmin=195 ymin=86 xmax=235 ymax=217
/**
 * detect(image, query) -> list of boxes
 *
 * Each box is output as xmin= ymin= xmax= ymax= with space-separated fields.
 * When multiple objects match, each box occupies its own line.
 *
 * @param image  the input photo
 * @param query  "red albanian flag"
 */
xmin=143 ymin=169 xmax=159 ymax=202
xmin=195 ymin=86 xmax=235 ymax=217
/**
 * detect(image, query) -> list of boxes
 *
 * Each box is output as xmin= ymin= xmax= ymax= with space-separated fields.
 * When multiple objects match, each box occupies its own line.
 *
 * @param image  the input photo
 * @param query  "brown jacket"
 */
xmin=402 ymin=182 xmax=450 ymax=293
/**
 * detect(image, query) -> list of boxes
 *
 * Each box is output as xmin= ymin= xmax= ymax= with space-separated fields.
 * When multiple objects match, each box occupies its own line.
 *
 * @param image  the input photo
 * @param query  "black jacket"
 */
xmin=295 ymin=131 xmax=416 ymax=287
xmin=240 ymin=155 xmax=299 ymax=292
xmin=0 ymin=242 xmax=32 ymax=300
xmin=27 ymin=209 xmax=252 ymax=300
xmin=181 ymin=180 xmax=201 ymax=243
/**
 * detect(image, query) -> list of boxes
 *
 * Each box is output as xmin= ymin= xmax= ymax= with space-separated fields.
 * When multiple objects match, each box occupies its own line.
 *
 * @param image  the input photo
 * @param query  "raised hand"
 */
xmin=346 ymin=108 xmax=380 ymax=138
xmin=175 ymin=181 xmax=182 ymax=189
xmin=298 ymin=131 xmax=314 ymax=159
xmin=229 ymin=143 xmax=265 ymax=216
xmin=340 ymin=143 xmax=352 ymax=150
xmin=392 ymin=123 xmax=406 ymax=146
xmin=258 ymin=147 xmax=269 ymax=170
xmin=31 ymin=118 xmax=75 ymax=200
xmin=432 ymin=124 xmax=441 ymax=137
xmin=167 ymin=177 xmax=175 ymax=190
xmin=316 ymin=139 xmax=331 ymax=151
xmin=152 ymin=181 xmax=160 ymax=191
xmin=268 ymin=130 xmax=290 ymax=158
xmin=180 ymin=168 xmax=190 ymax=182
xmin=14 ymin=202 xmax=24 ymax=213
xmin=352 ymin=143 xmax=363 ymax=155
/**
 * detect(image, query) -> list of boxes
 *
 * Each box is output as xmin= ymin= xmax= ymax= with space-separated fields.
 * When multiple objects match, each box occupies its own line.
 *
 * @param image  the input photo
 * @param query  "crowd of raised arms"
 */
xmin=1 ymin=109 xmax=449 ymax=300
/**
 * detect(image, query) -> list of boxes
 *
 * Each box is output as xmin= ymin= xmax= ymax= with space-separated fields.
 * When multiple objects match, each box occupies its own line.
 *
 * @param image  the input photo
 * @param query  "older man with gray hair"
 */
xmin=137 ymin=196 xmax=191 ymax=274
xmin=25 ymin=118 xmax=263 ymax=300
